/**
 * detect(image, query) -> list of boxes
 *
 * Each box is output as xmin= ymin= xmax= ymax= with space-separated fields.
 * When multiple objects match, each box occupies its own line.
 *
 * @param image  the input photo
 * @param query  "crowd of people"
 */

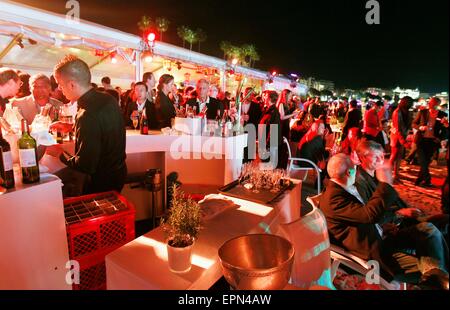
xmin=1 ymin=55 xmax=449 ymax=289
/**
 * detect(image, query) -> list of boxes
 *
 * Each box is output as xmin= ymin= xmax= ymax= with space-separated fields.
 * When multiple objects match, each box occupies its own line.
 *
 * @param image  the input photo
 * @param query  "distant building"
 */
xmin=317 ymin=79 xmax=335 ymax=91
xmin=435 ymin=92 xmax=448 ymax=106
xmin=392 ymin=87 xmax=420 ymax=99
xmin=366 ymin=87 xmax=394 ymax=97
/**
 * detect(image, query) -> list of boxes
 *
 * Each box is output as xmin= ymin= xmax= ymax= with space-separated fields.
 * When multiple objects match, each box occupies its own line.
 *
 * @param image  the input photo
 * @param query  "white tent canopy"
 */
xmin=0 ymin=0 xmax=305 ymax=93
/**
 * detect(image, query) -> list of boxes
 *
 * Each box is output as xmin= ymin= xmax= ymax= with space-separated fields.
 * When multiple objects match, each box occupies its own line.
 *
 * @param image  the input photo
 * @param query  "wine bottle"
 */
xmin=18 ymin=119 xmax=40 ymax=184
xmin=140 ymin=108 xmax=148 ymax=135
xmin=0 ymin=127 xmax=15 ymax=189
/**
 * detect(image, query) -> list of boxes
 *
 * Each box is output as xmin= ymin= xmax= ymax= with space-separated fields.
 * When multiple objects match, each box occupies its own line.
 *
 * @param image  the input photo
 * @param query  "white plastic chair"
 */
xmin=306 ymin=194 xmax=407 ymax=290
xmin=284 ymin=137 xmax=322 ymax=195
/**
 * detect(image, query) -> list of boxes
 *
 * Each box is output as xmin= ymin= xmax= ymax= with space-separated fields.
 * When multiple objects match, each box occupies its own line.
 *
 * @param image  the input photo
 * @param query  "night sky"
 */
xmin=10 ymin=0 xmax=450 ymax=93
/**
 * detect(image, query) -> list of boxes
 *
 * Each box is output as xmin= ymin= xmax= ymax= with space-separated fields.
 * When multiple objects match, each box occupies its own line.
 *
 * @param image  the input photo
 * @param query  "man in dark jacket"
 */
xmin=185 ymin=79 xmax=223 ymax=120
xmin=320 ymin=153 xmax=448 ymax=287
xmin=124 ymin=82 xmax=158 ymax=129
xmin=51 ymin=55 xmax=127 ymax=196
xmin=258 ymin=91 xmax=282 ymax=169
xmin=412 ymin=97 xmax=449 ymax=187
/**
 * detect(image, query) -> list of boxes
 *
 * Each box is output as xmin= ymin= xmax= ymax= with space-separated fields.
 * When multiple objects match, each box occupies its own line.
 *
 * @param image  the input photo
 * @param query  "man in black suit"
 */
xmin=124 ymin=82 xmax=158 ymax=129
xmin=185 ymin=79 xmax=223 ymax=119
xmin=242 ymin=87 xmax=262 ymax=163
xmin=320 ymin=153 xmax=448 ymax=288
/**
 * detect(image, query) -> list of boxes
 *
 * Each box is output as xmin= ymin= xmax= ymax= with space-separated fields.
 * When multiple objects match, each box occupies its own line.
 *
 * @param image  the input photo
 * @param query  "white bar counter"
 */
xmin=0 ymin=167 xmax=71 ymax=289
xmin=105 ymin=180 xmax=301 ymax=290
xmin=126 ymin=130 xmax=247 ymax=186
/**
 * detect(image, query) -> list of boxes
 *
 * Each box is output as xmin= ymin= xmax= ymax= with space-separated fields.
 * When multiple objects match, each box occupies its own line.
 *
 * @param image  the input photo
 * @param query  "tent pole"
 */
xmin=0 ymin=34 xmax=24 ymax=62
xmin=135 ymin=50 xmax=142 ymax=82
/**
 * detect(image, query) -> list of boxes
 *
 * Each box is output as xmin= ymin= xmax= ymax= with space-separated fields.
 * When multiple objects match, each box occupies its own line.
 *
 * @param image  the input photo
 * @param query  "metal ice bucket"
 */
xmin=218 ymin=234 xmax=295 ymax=290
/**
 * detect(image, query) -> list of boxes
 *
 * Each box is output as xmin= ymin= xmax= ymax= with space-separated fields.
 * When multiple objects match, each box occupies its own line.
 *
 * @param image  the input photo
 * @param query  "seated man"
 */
xmin=355 ymin=140 xmax=449 ymax=239
xmin=320 ymin=153 xmax=448 ymax=289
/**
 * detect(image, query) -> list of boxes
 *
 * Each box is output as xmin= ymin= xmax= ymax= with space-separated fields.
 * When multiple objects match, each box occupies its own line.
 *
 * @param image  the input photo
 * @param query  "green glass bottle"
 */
xmin=0 ymin=123 xmax=15 ymax=189
xmin=18 ymin=119 xmax=40 ymax=184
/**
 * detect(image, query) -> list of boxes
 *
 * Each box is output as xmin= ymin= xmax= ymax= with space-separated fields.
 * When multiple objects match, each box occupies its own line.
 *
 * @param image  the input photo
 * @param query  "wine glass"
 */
xmin=131 ymin=111 xmax=139 ymax=132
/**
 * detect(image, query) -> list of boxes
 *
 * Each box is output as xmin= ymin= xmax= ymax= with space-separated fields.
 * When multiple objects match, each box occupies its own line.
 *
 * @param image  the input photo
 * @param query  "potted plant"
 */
xmin=161 ymin=184 xmax=202 ymax=273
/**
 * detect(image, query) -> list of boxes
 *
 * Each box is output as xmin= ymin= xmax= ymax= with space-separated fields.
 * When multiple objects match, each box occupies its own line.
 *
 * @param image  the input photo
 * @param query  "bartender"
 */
xmin=50 ymin=55 xmax=127 ymax=196
xmin=0 ymin=68 xmax=21 ymax=116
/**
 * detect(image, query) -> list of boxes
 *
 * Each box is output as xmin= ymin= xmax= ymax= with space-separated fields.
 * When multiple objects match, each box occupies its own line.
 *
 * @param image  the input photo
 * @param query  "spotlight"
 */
xmin=142 ymin=50 xmax=153 ymax=63
xmin=147 ymin=32 xmax=156 ymax=43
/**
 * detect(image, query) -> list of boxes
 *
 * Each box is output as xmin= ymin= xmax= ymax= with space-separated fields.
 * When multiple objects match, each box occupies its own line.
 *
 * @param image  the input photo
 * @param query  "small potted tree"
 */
xmin=162 ymin=184 xmax=202 ymax=273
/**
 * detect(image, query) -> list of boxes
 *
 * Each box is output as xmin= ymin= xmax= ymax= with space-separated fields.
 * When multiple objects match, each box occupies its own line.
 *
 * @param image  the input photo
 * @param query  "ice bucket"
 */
xmin=218 ymin=234 xmax=295 ymax=290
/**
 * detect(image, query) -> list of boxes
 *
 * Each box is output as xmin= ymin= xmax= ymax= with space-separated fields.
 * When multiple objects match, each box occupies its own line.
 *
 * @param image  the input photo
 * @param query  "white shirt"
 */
xmin=197 ymin=97 xmax=210 ymax=113
xmin=241 ymin=102 xmax=251 ymax=115
xmin=136 ymin=100 xmax=146 ymax=113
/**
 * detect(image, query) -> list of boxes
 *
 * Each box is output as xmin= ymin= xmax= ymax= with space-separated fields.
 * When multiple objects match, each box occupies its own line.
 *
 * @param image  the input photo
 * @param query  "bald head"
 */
xmin=327 ymin=153 xmax=354 ymax=180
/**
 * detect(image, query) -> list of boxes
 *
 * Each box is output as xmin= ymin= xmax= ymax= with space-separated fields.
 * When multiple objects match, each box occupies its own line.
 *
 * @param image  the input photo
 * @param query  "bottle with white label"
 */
xmin=18 ymin=119 xmax=40 ymax=184
xmin=0 ymin=125 xmax=15 ymax=189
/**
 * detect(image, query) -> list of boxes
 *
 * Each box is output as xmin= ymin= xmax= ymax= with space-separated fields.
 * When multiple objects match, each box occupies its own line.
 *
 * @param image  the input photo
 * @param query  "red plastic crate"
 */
xmin=64 ymin=191 xmax=135 ymax=290
xmin=71 ymin=252 xmax=107 ymax=291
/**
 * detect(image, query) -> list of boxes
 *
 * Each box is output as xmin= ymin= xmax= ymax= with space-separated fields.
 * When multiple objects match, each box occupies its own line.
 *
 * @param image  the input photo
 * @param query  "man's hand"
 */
xmin=376 ymin=164 xmax=393 ymax=185
xmin=419 ymin=125 xmax=427 ymax=132
xmin=396 ymin=208 xmax=423 ymax=218
xmin=49 ymin=121 xmax=73 ymax=134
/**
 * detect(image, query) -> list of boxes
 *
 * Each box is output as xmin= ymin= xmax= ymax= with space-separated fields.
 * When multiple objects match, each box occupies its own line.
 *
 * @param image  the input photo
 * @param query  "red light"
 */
xmin=271 ymin=71 xmax=277 ymax=76
xmin=147 ymin=32 xmax=156 ymax=42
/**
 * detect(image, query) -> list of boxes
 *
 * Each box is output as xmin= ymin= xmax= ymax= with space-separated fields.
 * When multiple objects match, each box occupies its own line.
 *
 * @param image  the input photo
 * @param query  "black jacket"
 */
xmin=342 ymin=108 xmax=362 ymax=137
xmin=259 ymin=105 xmax=282 ymax=148
xmin=412 ymin=109 xmax=448 ymax=141
xmin=319 ymin=180 xmax=399 ymax=280
xmin=155 ymin=91 xmax=176 ymax=129
xmin=185 ymin=97 xmax=223 ymax=120
xmin=125 ymin=99 xmax=158 ymax=130
xmin=65 ymin=89 xmax=127 ymax=193
xmin=243 ymin=101 xmax=262 ymax=130
xmin=355 ymin=166 xmax=407 ymax=224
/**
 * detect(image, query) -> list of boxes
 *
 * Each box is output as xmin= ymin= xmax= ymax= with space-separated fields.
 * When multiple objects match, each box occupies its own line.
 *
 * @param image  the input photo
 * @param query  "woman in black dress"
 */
xmin=154 ymin=74 xmax=176 ymax=129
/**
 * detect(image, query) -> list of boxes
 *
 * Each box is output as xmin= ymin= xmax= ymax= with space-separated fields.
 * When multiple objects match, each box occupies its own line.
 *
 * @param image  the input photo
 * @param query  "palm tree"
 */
xmin=229 ymin=45 xmax=242 ymax=62
xmin=220 ymin=41 xmax=232 ymax=59
xmin=177 ymin=26 xmax=188 ymax=48
xmin=196 ymin=28 xmax=207 ymax=52
xmin=156 ymin=17 xmax=170 ymax=42
xmin=240 ymin=44 xmax=253 ymax=66
xmin=138 ymin=15 xmax=153 ymax=34
xmin=249 ymin=47 xmax=260 ymax=68
xmin=184 ymin=27 xmax=197 ymax=51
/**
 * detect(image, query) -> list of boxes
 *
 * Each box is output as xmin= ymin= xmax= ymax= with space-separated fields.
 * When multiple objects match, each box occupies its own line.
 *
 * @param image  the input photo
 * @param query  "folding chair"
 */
xmin=306 ymin=194 xmax=407 ymax=290
xmin=284 ymin=137 xmax=322 ymax=195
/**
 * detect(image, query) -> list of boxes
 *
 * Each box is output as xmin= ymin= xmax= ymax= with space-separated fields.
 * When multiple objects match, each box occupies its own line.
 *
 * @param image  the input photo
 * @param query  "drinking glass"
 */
xmin=131 ymin=111 xmax=139 ymax=132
